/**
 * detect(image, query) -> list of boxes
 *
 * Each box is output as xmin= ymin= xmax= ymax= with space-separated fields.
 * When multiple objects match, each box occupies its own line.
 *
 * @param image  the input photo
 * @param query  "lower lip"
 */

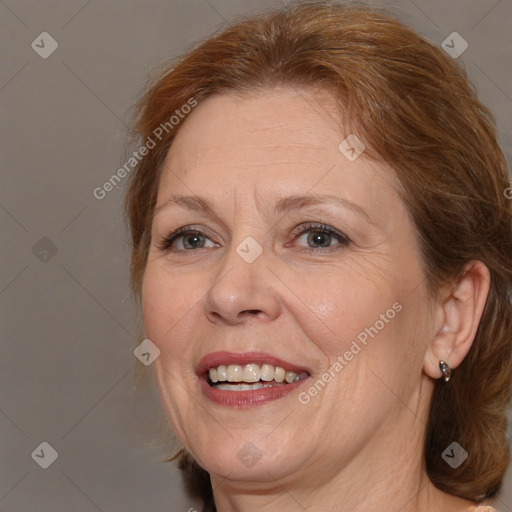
xmin=199 ymin=377 xmax=310 ymax=408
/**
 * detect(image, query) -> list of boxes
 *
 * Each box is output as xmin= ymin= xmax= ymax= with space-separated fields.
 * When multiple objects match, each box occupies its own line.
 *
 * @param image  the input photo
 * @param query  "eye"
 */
xmin=158 ymin=223 xmax=349 ymax=254
xmin=290 ymin=223 xmax=349 ymax=251
xmin=158 ymin=226 xmax=218 ymax=252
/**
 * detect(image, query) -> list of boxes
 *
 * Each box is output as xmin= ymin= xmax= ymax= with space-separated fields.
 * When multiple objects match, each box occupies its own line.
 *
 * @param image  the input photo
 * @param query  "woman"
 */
xmin=124 ymin=2 xmax=512 ymax=511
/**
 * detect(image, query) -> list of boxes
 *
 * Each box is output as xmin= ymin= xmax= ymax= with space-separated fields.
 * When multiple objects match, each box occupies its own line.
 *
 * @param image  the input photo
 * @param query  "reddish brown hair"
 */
xmin=124 ymin=2 xmax=512 ymax=509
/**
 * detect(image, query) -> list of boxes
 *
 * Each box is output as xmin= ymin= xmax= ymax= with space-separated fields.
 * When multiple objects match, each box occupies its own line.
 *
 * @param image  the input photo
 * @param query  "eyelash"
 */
xmin=157 ymin=223 xmax=350 ymax=254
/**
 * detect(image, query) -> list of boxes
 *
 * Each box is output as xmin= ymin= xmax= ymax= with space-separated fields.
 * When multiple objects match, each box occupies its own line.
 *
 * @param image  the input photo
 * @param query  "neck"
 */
xmin=211 ymin=474 xmax=474 ymax=512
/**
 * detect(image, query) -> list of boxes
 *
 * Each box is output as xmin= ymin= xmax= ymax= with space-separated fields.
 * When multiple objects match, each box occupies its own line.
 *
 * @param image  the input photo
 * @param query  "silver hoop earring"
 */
xmin=439 ymin=360 xmax=452 ymax=383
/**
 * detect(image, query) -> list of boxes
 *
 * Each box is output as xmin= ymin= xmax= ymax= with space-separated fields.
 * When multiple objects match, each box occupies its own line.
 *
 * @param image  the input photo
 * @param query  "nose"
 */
xmin=203 ymin=242 xmax=281 ymax=325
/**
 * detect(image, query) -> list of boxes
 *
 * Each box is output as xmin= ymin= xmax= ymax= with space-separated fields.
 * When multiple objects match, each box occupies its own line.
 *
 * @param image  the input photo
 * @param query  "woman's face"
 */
xmin=142 ymin=87 xmax=435 ymax=485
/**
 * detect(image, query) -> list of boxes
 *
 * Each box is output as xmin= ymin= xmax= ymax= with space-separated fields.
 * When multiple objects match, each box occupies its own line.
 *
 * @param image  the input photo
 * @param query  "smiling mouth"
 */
xmin=206 ymin=363 xmax=310 ymax=391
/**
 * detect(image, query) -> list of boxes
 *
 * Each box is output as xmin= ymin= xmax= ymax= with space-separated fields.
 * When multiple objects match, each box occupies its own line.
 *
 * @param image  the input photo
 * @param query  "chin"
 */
xmin=191 ymin=434 xmax=306 ymax=483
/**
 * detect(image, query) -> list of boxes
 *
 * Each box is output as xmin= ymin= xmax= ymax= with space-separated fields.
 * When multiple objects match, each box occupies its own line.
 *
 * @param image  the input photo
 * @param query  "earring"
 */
xmin=439 ymin=360 xmax=452 ymax=383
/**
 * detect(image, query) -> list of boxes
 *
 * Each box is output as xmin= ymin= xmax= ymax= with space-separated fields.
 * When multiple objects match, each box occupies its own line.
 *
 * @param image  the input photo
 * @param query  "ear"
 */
xmin=423 ymin=260 xmax=491 ymax=379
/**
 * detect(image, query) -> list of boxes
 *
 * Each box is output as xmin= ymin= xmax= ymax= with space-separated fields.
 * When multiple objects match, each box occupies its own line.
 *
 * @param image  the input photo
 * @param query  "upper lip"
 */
xmin=195 ymin=351 xmax=311 ymax=377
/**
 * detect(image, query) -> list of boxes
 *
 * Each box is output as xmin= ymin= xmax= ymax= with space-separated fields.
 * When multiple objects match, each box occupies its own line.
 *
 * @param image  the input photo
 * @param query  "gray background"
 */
xmin=1 ymin=0 xmax=511 ymax=510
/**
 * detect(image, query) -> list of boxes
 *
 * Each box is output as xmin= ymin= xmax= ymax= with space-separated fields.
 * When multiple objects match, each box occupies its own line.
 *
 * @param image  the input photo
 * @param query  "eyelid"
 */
xmin=289 ymin=222 xmax=350 ymax=246
xmin=157 ymin=225 xmax=218 ymax=252
xmin=157 ymin=222 xmax=350 ymax=253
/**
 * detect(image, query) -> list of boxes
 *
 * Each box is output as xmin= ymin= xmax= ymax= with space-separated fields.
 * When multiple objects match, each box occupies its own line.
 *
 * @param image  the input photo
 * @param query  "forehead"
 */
xmin=157 ymin=87 xmax=401 ymax=216
xmin=166 ymin=87 xmax=343 ymax=170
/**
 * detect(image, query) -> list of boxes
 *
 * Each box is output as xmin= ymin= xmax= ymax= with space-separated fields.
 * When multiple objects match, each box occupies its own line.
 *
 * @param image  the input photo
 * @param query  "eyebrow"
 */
xmin=153 ymin=193 xmax=374 ymax=225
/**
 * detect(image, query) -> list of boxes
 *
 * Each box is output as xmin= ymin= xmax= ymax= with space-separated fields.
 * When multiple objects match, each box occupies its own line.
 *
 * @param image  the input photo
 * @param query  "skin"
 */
xmin=142 ymin=86 xmax=491 ymax=512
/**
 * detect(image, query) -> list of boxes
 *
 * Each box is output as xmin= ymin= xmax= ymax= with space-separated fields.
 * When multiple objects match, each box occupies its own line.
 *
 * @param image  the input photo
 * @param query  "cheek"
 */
xmin=141 ymin=263 xmax=199 ymax=354
xmin=290 ymin=258 xmax=426 ymax=378
xmin=289 ymin=265 xmax=397 ymax=350
xmin=141 ymin=267 xmax=167 ymax=339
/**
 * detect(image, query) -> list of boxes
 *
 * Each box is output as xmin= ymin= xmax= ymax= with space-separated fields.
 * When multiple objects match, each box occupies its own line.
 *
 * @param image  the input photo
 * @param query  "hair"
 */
xmin=124 ymin=1 xmax=512 ymax=510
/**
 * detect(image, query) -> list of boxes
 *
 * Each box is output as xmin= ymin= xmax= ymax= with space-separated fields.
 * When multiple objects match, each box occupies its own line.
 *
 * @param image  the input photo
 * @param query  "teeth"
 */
xmin=217 ymin=365 xmax=227 ymax=380
xmin=241 ymin=383 xmax=261 ymax=391
xmin=285 ymin=371 xmax=296 ymax=383
xmin=274 ymin=366 xmax=285 ymax=383
xmin=208 ymin=363 xmax=308 ymax=387
xmin=216 ymin=381 xmax=280 ymax=391
xmin=227 ymin=364 xmax=243 ymax=382
xmin=260 ymin=364 xmax=275 ymax=381
xmin=242 ymin=363 xmax=260 ymax=383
